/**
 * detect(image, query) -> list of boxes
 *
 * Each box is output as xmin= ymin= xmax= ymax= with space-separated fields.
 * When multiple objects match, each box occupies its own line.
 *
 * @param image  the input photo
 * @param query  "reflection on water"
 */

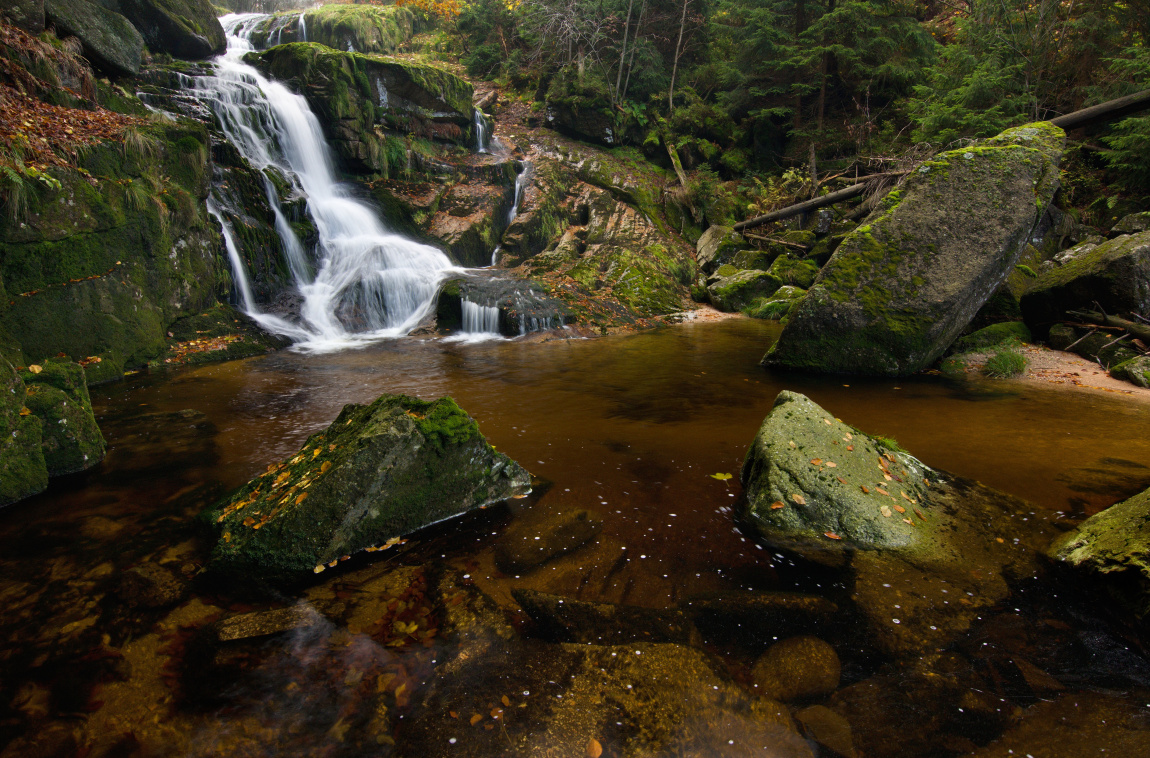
xmin=0 ymin=318 xmax=1148 ymax=756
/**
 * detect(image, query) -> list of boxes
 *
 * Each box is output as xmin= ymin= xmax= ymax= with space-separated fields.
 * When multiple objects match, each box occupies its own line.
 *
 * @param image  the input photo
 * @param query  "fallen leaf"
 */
xmin=883 ymin=473 xmax=893 ymax=481
xmin=18 ymin=407 xmax=30 ymax=416
xmin=845 ymin=433 xmax=853 ymax=441
xmin=501 ymin=695 xmax=510 ymax=707
xmin=893 ymin=504 xmax=905 ymax=514
xmin=880 ymin=505 xmax=892 ymax=518
xmin=901 ymin=491 xmax=911 ymax=501
xmin=27 ymin=365 xmax=42 ymax=374
xmin=823 ymin=418 xmax=832 ymax=425
xmin=915 ymin=509 xmax=926 ymax=520
xmin=470 ymin=713 xmax=483 ymax=726
xmin=861 ymin=485 xmax=870 ymax=494
xmin=825 ymin=461 xmax=837 ymax=468
xmin=876 ymin=487 xmax=889 ymax=496
xmin=995 ymin=537 xmax=1004 ymax=543
xmin=449 ymin=711 xmax=458 ymax=719
xmin=903 ymin=518 xmax=914 ymax=525
xmin=791 ymin=493 xmax=806 ymax=505
xmin=295 ymin=492 xmax=308 ymax=505
xmin=710 ymin=472 xmax=733 ymax=481
xmin=320 ymin=460 xmax=332 ymax=474
xmin=770 ymin=501 xmax=786 ymax=509
xmin=810 ymin=458 xmax=823 ymax=466
xmin=836 ymin=476 xmax=847 ymax=484
xmin=587 ymin=739 xmax=603 ymax=758
xmin=824 ymin=532 xmax=841 ymax=540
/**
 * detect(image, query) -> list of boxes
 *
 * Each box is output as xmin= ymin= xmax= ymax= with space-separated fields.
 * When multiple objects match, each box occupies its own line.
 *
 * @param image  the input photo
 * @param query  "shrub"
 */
xmin=983 ymin=348 xmax=1027 ymax=378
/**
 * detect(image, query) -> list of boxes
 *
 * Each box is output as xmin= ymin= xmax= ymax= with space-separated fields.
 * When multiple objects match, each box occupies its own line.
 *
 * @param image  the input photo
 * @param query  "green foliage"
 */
xmin=874 ymin=435 xmax=905 ymax=453
xmin=743 ymin=297 xmax=792 ymax=320
xmin=463 ymin=43 xmax=502 ymax=78
xmin=908 ymin=45 xmax=1031 ymax=144
xmin=982 ymin=347 xmax=1027 ymax=378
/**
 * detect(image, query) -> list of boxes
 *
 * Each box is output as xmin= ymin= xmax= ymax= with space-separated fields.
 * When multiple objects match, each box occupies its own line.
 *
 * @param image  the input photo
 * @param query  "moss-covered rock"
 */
xmin=0 ymin=120 xmax=222 ymax=379
xmin=768 ymin=254 xmax=819 ymax=289
xmin=1110 ymin=356 xmax=1150 ymax=389
xmin=20 ymin=358 xmax=105 ymax=475
xmin=950 ymin=321 xmax=1031 ymax=353
xmin=1020 ymin=230 xmax=1150 ymax=338
xmin=114 ymin=0 xmax=225 ymax=59
xmin=0 ymin=359 xmax=47 ymax=505
xmin=741 ymin=391 xmax=1059 ymax=656
xmin=1 ymin=0 xmax=44 ymax=33
xmin=744 ymin=285 xmax=806 ymax=320
xmin=1110 ymin=211 xmax=1150 ymax=237
xmin=764 ymin=122 xmax=1065 ymax=376
xmin=45 ymin=0 xmax=143 ymax=77
xmin=1047 ymin=487 xmax=1150 ymax=618
xmin=245 ymin=42 xmax=474 ymax=175
xmin=249 ymin=4 xmax=419 ymax=55
xmin=696 ymin=225 xmax=745 ymax=274
xmin=203 ymin=394 xmax=531 ymax=584
xmin=708 ymin=269 xmax=782 ymax=312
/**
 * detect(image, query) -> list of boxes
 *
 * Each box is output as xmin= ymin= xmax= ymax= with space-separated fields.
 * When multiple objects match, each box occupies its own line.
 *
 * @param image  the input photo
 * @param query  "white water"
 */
xmin=298 ymin=12 xmax=306 ymax=41
xmin=490 ymin=167 xmax=527 ymax=266
xmin=474 ymin=110 xmax=489 ymax=154
xmin=197 ymin=14 xmax=458 ymax=352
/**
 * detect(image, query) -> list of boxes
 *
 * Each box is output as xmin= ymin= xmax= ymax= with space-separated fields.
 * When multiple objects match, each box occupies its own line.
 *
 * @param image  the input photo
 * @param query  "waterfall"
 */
xmin=490 ymin=165 xmax=527 ymax=266
xmin=461 ymin=300 xmax=500 ymax=334
xmin=194 ymin=14 xmax=458 ymax=352
xmin=298 ymin=12 xmax=306 ymax=41
xmin=474 ymin=110 xmax=489 ymax=154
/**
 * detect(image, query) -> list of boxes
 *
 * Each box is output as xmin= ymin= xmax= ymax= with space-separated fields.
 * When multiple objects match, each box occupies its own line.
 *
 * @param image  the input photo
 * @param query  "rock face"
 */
xmin=204 ymin=394 xmax=531 ymax=582
xmin=1021 ymin=230 xmax=1150 ymax=337
xmin=249 ymin=4 xmax=418 ymax=55
xmin=44 ymin=0 xmax=143 ymax=77
xmin=1 ymin=0 xmax=45 ymax=33
xmin=764 ymin=122 xmax=1065 ymax=375
xmin=0 ymin=360 xmax=48 ymax=506
xmin=741 ymin=391 xmax=1059 ymax=656
xmin=0 ymin=121 xmax=220 ymax=382
xmin=114 ymin=0 xmax=225 ymax=59
xmin=20 ymin=358 xmax=105 ymax=476
xmin=1047 ymin=486 xmax=1150 ymax=616
xmin=245 ymin=43 xmax=475 ymax=174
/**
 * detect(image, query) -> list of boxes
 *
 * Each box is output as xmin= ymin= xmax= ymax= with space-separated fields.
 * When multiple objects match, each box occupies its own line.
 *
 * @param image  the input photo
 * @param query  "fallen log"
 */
xmin=1067 ymin=310 xmax=1150 ymax=343
xmin=733 ymin=183 xmax=867 ymax=231
xmin=1050 ymin=88 xmax=1150 ymax=131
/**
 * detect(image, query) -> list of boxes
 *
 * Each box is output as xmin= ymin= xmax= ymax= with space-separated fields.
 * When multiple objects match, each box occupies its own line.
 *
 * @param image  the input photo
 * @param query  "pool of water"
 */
xmin=1 ymin=318 xmax=1149 ymax=756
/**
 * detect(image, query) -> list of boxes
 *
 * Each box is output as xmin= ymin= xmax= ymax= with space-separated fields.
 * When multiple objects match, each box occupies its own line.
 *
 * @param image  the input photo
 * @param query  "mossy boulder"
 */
xmin=114 ymin=0 xmax=225 ymax=59
xmin=707 ymin=269 xmax=782 ymax=312
xmin=45 ymin=0 xmax=144 ymax=77
xmin=1047 ymin=487 xmax=1150 ymax=618
xmin=0 ymin=360 xmax=47 ymax=505
xmin=696 ymin=225 xmax=745 ymax=274
xmin=0 ymin=120 xmax=221 ymax=379
xmin=741 ymin=391 xmax=1059 ymax=656
xmin=204 ymin=394 xmax=531 ymax=584
xmin=764 ymin=123 xmax=1065 ymax=376
xmin=2 ymin=0 xmax=44 ymax=33
xmin=20 ymin=358 xmax=105 ymax=476
xmin=768 ymin=254 xmax=819 ymax=289
xmin=245 ymin=43 xmax=474 ymax=174
xmin=1020 ymin=230 xmax=1150 ymax=338
xmin=1110 ymin=356 xmax=1150 ymax=388
xmin=1110 ymin=211 xmax=1150 ymax=237
xmin=950 ymin=321 xmax=1031 ymax=353
xmin=249 ymin=4 xmax=418 ymax=55
xmin=744 ymin=285 xmax=806 ymax=320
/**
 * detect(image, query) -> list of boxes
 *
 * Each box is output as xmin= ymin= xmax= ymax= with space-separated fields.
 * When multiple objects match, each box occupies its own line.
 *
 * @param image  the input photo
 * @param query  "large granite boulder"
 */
xmin=696 ymin=225 xmax=745 ymax=274
xmin=1047 ymin=486 xmax=1150 ymax=617
xmin=204 ymin=394 xmax=531 ymax=583
xmin=19 ymin=358 xmax=105 ymax=475
xmin=2 ymin=0 xmax=44 ymax=33
xmin=112 ymin=0 xmax=225 ymax=59
xmin=1020 ymin=230 xmax=1150 ymax=337
xmin=764 ymin=122 xmax=1065 ymax=376
xmin=0 ymin=360 xmax=47 ymax=505
xmin=45 ymin=0 xmax=143 ymax=77
xmin=245 ymin=42 xmax=475 ymax=174
xmin=741 ymin=391 xmax=1059 ymax=656
xmin=248 ymin=4 xmax=418 ymax=55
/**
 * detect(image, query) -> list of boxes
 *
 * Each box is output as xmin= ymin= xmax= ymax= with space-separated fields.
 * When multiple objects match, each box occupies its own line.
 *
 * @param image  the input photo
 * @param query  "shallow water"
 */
xmin=1 ymin=318 xmax=1149 ymax=756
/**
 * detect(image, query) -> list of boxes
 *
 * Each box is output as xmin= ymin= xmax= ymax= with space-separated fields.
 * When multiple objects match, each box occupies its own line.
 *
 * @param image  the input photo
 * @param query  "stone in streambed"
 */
xmin=741 ymin=391 xmax=1059 ymax=656
xmin=0 ymin=359 xmax=47 ymax=506
xmin=765 ymin=122 xmax=1065 ymax=375
xmin=751 ymin=635 xmax=841 ymax=702
xmin=204 ymin=394 xmax=530 ymax=583
xmin=512 ymin=588 xmax=694 ymax=645
xmin=20 ymin=358 xmax=105 ymax=476
xmin=794 ymin=705 xmax=857 ymax=758
xmin=495 ymin=507 xmax=601 ymax=573
xmin=1111 ymin=355 xmax=1150 ymax=388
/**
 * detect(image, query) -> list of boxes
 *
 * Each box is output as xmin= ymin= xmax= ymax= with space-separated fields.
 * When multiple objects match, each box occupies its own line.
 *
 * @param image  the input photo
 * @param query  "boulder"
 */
xmin=248 ymin=4 xmax=418 ymax=55
xmin=3 ymin=0 xmax=44 ymax=33
xmin=1021 ymin=230 xmax=1150 ymax=337
xmin=436 ymin=275 xmax=574 ymax=334
xmin=1111 ymin=356 xmax=1150 ymax=388
xmin=1110 ymin=211 xmax=1150 ymax=236
xmin=1046 ymin=486 xmax=1150 ymax=616
xmin=204 ymin=394 xmax=531 ymax=582
xmin=741 ymin=391 xmax=1060 ymax=656
xmin=751 ymin=635 xmax=842 ymax=701
xmin=114 ymin=0 xmax=225 ymax=59
xmin=707 ymin=268 xmax=782 ymax=312
xmin=744 ymin=285 xmax=806 ymax=320
xmin=20 ymin=358 xmax=105 ymax=475
xmin=794 ymin=706 xmax=857 ymax=758
xmin=696 ymin=225 xmax=745 ymax=274
xmin=764 ymin=122 xmax=1065 ymax=376
xmin=950 ymin=321 xmax=1031 ymax=354
xmin=44 ymin=0 xmax=143 ymax=77
xmin=0 ymin=360 xmax=48 ymax=505
xmin=768 ymin=253 xmax=819 ymax=289
xmin=495 ymin=507 xmax=602 ymax=573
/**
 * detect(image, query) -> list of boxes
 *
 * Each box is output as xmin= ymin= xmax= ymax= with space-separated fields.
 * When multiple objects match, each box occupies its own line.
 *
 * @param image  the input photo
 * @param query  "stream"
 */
xmin=1 ymin=318 xmax=1149 ymax=755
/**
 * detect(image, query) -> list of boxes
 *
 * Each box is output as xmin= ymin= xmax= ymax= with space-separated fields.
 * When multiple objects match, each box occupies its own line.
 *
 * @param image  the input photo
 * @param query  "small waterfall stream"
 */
xmin=195 ymin=14 xmax=458 ymax=352
xmin=490 ymin=165 xmax=528 ymax=266
xmin=474 ymin=110 xmax=489 ymax=153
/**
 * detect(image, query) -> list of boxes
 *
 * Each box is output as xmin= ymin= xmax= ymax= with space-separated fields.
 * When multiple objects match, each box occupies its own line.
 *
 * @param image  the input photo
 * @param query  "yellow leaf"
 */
xmin=295 ymin=492 xmax=308 ymax=505
xmin=810 ymin=458 xmax=823 ymax=466
xmin=320 ymin=460 xmax=332 ymax=474
xmin=18 ymin=407 xmax=30 ymax=416
xmin=791 ymin=493 xmax=806 ymax=505
xmin=880 ymin=505 xmax=892 ymax=518
xmin=27 ymin=364 xmax=42 ymax=374
xmin=710 ymin=472 xmax=733 ymax=481
xmin=825 ymin=461 xmax=837 ymax=468
xmin=770 ymin=501 xmax=785 ymax=510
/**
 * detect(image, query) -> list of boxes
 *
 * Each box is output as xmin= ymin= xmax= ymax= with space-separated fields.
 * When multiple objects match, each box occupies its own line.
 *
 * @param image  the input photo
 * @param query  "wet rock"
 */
xmin=768 ymin=254 xmax=820 ymax=289
xmin=743 ymin=285 xmax=807 ymax=321
xmin=437 ymin=274 xmax=574 ymax=336
xmin=204 ymin=604 xmax=326 ymax=643
xmin=707 ymin=269 xmax=783 ymax=312
xmin=20 ymin=358 xmax=105 ymax=476
xmin=1111 ymin=355 xmax=1150 ymax=388
xmin=682 ymin=590 xmax=840 ymax=646
xmin=751 ymin=635 xmax=841 ymax=701
xmin=44 ymin=0 xmax=143 ymax=77
xmin=697 ymin=225 xmax=746 ymax=274
xmin=1111 ymin=210 xmax=1150 ymax=236
xmin=116 ymin=562 xmax=185 ymax=608
xmin=113 ymin=0 xmax=225 ymax=59
xmin=0 ymin=721 xmax=78 ymax=758
xmin=248 ymin=4 xmax=417 ymax=54
xmin=0 ymin=359 xmax=48 ymax=505
xmin=794 ymin=705 xmax=857 ymax=758
xmin=741 ymin=391 xmax=1059 ymax=656
xmin=495 ymin=508 xmax=602 ymax=573
xmin=968 ymin=690 xmax=1150 ymax=757
xmin=765 ymin=122 xmax=1065 ymax=375
xmin=512 ymin=589 xmax=694 ymax=645
xmin=204 ymin=394 xmax=531 ymax=583
xmin=1021 ymin=230 xmax=1150 ymax=337
xmin=1047 ymin=486 xmax=1150 ymax=617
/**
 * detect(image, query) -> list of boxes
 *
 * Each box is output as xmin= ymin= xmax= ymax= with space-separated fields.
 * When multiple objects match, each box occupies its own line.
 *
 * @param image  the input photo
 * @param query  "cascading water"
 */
xmin=195 ymin=14 xmax=458 ymax=351
xmin=461 ymin=300 xmax=500 ymax=334
xmin=490 ymin=165 xmax=528 ymax=266
xmin=298 ymin=12 xmax=306 ymax=41
xmin=474 ymin=110 xmax=489 ymax=154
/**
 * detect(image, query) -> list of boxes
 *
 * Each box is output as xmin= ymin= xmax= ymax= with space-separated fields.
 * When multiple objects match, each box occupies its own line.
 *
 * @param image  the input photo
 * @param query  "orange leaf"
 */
xmin=295 ymin=492 xmax=308 ymax=505
xmin=915 ymin=509 xmax=926 ymax=520
xmin=810 ymin=458 xmax=823 ymax=466
xmin=876 ymin=487 xmax=889 ymax=496
xmin=901 ymin=490 xmax=911 ymax=501
xmin=836 ymin=476 xmax=847 ymax=485
xmin=501 ymin=695 xmax=510 ymax=707
xmin=470 ymin=713 xmax=483 ymax=726
xmin=791 ymin=493 xmax=806 ymax=505
xmin=824 ymin=532 xmax=841 ymax=540
xmin=893 ymin=504 xmax=905 ymax=514
xmin=825 ymin=461 xmax=837 ymax=468
xmin=770 ymin=501 xmax=786 ymax=510
xmin=861 ymin=485 xmax=870 ymax=494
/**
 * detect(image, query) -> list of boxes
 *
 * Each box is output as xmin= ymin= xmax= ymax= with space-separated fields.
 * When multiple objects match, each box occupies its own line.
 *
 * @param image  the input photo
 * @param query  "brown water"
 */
xmin=1 ymin=318 xmax=1149 ymax=756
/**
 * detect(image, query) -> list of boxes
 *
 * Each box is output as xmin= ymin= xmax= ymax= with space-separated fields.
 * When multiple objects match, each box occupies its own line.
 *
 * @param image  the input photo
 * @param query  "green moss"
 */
xmin=952 ymin=321 xmax=1031 ymax=352
xmin=983 ymin=348 xmax=1027 ymax=378
xmin=0 ymin=414 xmax=47 ymax=505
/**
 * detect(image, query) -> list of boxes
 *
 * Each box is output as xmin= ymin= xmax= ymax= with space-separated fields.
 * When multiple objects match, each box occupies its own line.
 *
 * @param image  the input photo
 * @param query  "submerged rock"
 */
xmin=741 ymin=391 xmax=1058 ymax=655
xmin=20 ymin=358 xmax=105 ymax=476
xmin=764 ymin=122 xmax=1065 ymax=376
xmin=44 ymin=0 xmax=144 ymax=77
xmin=116 ymin=561 xmax=185 ymax=608
xmin=1021 ymin=230 xmax=1150 ymax=337
xmin=751 ymin=635 xmax=841 ymax=702
xmin=512 ymin=589 xmax=694 ymax=645
xmin=1047 ymin=486 xmax=1150 ymax=617
xmin=204 ymin=394 xmax=531 ymax=583
xmin=495 ymin=507 xmax=602 ymax=573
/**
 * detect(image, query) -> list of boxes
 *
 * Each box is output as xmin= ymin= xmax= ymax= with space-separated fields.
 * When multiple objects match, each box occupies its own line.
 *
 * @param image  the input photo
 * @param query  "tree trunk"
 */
xmin=614 ymin=0 xmax=634 ymax=108
xmin=793 ymin=0 xmax=806 ymax=131
xmin=668 ymin=0 xmax=689 ymax=113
